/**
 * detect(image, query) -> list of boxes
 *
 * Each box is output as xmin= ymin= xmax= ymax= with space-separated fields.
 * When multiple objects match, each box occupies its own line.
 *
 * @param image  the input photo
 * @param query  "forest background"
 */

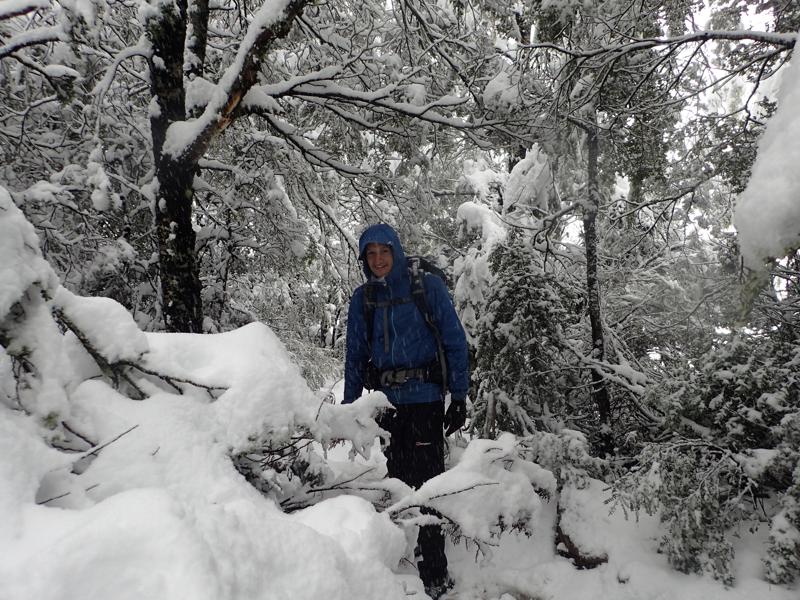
xmin=2 ymin=0 xmax=800 ymax=596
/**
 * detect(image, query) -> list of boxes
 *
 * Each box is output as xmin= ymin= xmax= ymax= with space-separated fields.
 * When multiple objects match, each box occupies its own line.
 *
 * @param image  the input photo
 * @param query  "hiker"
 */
xmin=342 ymin=223 xmax=470 ymax=598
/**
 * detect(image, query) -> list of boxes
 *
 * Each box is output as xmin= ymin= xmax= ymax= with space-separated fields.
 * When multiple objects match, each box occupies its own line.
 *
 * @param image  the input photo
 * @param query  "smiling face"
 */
xmin=364 ymin=242 xmax=393 ymax=278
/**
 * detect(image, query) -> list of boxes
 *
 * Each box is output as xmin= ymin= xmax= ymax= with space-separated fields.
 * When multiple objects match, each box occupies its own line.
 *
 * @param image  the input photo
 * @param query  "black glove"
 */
xmin=376 ymin=408 xmax=395 ymax=433
xmin=444 ymin=399 xmax=466 ymax=436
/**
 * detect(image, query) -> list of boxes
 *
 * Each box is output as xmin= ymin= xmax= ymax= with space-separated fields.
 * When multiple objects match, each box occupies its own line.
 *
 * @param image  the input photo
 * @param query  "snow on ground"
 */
xmin=330 ymin=437 xmax=797 ymax=600
xmin=1 ymin=322 xmax=406 ymax=600
xmin=0 ymin=313 xmax=797 ymax=600
xmin=323 ymin=387 xmax=797 ymax=600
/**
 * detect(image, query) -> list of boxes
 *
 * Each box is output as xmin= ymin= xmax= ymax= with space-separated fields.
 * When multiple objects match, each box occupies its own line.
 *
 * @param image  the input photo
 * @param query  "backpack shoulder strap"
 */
xmin=363 ymin=283 xmax=412 ymax=355
xmin=363 ymin=283 xmax=377 ymax=352
xmin=408 ymin=260 xmax=449 ymax=393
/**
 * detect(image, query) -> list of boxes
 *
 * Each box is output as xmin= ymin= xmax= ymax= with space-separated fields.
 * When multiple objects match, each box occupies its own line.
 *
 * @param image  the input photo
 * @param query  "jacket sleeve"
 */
xmin=343 ymin=287 xmax=369 ymax=404
xmin=425 ymin=275 xmax=470 ymax=402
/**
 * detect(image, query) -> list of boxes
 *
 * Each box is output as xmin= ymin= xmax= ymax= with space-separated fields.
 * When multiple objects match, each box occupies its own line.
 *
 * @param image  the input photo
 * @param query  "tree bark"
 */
xmin=154 ymin=164 xmax=204 ymax=333
xmin=583 ymin=126 xmax=613 ymax=456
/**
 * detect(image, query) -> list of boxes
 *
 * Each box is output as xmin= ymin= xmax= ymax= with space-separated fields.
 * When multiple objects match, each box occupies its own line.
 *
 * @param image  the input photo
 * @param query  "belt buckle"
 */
xmin=381 ymin=369 xmax=407 ymax=388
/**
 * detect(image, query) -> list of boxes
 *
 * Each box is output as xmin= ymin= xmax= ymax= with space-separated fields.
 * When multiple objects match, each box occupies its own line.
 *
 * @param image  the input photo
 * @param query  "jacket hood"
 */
xmin=358 ymin=223 xmax=407 ymax=282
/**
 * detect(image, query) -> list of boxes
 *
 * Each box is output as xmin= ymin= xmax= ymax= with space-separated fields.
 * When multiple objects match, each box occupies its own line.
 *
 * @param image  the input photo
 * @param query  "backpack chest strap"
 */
xmin=364 ymin=295 xmax=413 ymax=353
xmin=365 ymin=297 xmax=413 ymax=309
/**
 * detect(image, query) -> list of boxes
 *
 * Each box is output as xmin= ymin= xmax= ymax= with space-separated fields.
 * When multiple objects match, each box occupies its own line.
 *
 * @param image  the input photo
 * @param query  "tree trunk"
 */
xmin=145 ymin=0 xmax=204 ymax=332
xmin=583 ymin=127 xmax=613 ymax=456
xmin=154 ymin=163 xmax=204 ymax=332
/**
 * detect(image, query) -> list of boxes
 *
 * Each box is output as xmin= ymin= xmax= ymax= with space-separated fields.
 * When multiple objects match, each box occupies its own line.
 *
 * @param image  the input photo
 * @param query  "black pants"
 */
xmin=384 ymin=401 xmax=447 ymax=587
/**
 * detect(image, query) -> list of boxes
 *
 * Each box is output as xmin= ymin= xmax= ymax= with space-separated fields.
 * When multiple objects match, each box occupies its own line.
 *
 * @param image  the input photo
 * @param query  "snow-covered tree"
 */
xmin=472 ymin=229 xmax=583 ymax=438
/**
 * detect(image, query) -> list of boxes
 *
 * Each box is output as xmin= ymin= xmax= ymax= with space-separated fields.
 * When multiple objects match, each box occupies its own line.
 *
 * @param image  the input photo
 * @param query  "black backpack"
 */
xmin=362 ymin=255 xmax=449 ymax=392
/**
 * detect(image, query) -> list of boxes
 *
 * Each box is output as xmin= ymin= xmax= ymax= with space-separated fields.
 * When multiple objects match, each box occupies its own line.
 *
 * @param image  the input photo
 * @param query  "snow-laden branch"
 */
xmin=386 ymin=434 xmax=556 ymax=546
xmin=521 ymin=29 xmax=797 ymax=59
xmin=50 ymin=287 xmax=232 ymax=401
xmin=0 ymin=0 xmax=50 ymax=20
xmin=301 ymin=182 xmax=359 ymax=255
xmin=291 ymin=83 xmax=479 ymax=128
xmin=161 ymin=0 xmax=308 ymax=162
xmin=118 ymin=360 xmax=227 ymax=399
xmin=0 ymin=24 xmax=65 ymax=59
xmin=262 ymin=113 xmax=367 ymax=175
xmin=51 ymin=305 xmax=148 ymax=400
xmin=90 ymin=37 xmax=151 ymax=110
xmin=400 ymin=0 xmax=487 ymax=107
xmin=563 ymin=339 xmax=662 ymax=427
xmin=244 ymin=71 xmax=499 ymax=136
xmin=297 ymin=96 xmax=406 ymax=134
xmin=253 ymin=65 xmax=346 ymax=98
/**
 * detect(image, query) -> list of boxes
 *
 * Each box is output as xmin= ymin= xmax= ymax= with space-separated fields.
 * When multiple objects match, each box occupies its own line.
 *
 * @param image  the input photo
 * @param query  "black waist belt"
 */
xmin=363 ymin=361 xmax=443 ymax=390
xmin=380 ymin=367 xmax=429 ymax=388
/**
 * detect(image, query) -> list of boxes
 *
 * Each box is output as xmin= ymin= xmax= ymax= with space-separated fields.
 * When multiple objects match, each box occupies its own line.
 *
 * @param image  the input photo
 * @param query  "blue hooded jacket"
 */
xmin=343 ymin=224 xmax=469 ymax=405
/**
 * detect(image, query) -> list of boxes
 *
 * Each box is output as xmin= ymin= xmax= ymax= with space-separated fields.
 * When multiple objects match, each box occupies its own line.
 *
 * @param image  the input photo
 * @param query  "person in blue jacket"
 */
xmin=343 ymin=223 xmax=469 ymax=598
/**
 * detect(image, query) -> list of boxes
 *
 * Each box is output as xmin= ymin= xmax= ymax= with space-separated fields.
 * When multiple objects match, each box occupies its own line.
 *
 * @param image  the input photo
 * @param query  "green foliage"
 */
xmin=472 ymin=231 xmax=582 ymax=436
xmin=522 ymin=428 xmax=607 ymax=489
xmin=763 ymin=413 xmax=800 ymax=583
xmin=42 ymin=411 xmax=60 ymax=430
xmin=662 ymin=332 xmax=798 ymax=451
xmin=231 ymin=432 xmax=333 ymax=511
xmin=612 ymin=440 xmax=757 ymax=585
xmin=617 ymin=304 xmax=800 ymax=584
xmin=699 ymin=104 xmax=770 ymax=195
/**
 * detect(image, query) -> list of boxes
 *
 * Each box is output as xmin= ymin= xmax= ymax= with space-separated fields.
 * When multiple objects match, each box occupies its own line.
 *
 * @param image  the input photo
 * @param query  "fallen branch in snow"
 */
xmin=232 ymin=431 xmax=329 ymax=508
xmin=53 ymin=305 xmax=227 ymax=400
xmin=306 ymin=466 xmax=380 ymax=492
xmin=42 ymin=424 xmax=140 ymax=490
xmin=389 ymin=498 xmax=504 ymax=562
xmin=280 ymin=468 xmax=399 ymax=512
xmin=36 ymin=490 xmax=73 ymax=506
xmin=555 ymin=520 xmax=608 ymax=569
xmin=68 ymin=424 xmax=140 ymax=467
xmin=118 ymin=360 xmax=227 ymax=400
xmin=388 ymin=481 xmax=500 ymax=511
xmin=37 ymin=483 xmax=101 ymax=506
xmin=61 ymin=420 xmax=94 ymax=447
xmin=48 ymin=420 xmax=97 ymax=453
xmin=53 ymin=308 xmax=147 ymax=399
xmin=386 ymin=480 xmax=518 ymax=557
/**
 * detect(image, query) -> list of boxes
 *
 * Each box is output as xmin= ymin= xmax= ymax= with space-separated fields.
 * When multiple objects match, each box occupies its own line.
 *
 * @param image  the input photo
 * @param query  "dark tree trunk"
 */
xmin=583 ymin=127 xmax=613 ymax=456
xmin=145 ymin=0 xmax=203 ymax=332
xmin=154 ymin=164 xmax=204 ymax=332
